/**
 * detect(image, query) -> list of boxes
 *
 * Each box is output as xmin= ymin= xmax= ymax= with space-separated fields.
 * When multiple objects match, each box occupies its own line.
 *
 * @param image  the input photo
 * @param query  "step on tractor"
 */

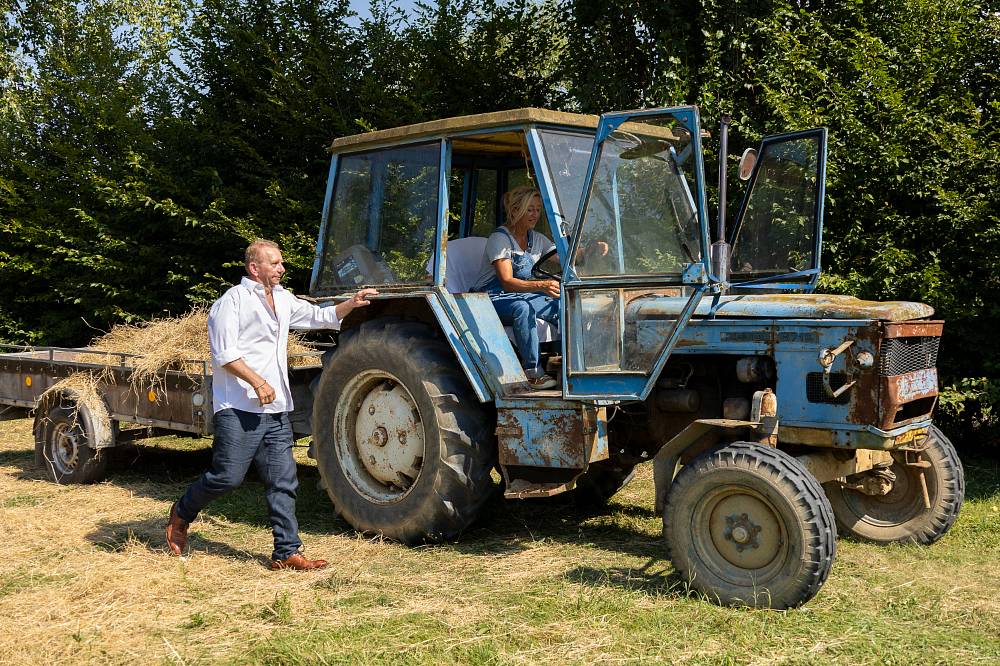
xmin=305 ymin=106 xmax=965 ymax=608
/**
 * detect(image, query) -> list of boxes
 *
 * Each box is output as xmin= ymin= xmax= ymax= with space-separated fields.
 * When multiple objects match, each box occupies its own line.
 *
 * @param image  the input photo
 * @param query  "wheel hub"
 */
xmin=724 ymin=513 xmax=762 ymax=551
xmin=52 ymin=422 xmax=80 ymax=473
xmin=335 ymin=370 xmax=426 ymax=504
xmin=708 ymin=493 xmax=783 ymax=571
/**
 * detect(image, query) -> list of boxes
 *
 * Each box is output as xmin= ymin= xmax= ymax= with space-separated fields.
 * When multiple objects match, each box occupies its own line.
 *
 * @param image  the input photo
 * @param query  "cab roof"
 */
xmin=328 ymin=108 xmax=600 ymax=153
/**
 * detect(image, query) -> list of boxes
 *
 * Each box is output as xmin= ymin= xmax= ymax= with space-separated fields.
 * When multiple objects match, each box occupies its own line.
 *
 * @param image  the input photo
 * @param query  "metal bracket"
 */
xmin=819 ymin=339 xmax=856 ymax=398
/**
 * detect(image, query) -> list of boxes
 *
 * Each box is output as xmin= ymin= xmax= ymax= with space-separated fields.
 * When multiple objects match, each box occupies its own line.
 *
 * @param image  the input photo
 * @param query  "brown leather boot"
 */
xmin=165 ymin=502 xmax=189 ymax=556
xmin=271 ymin=553 xmax=328 ymax=571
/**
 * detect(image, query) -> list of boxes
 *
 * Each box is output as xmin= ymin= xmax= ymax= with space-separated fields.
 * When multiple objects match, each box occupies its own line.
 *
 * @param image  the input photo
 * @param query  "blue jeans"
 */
xmin=177 ymin=409 xmax=301 ymax=561
xmin=489 ymin=292 xmax=560 ymax=377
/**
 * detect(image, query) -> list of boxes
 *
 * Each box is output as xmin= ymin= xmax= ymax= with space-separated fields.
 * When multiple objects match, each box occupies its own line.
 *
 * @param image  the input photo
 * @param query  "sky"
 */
xmin=348 ymin=0 xmax=423 ymax=22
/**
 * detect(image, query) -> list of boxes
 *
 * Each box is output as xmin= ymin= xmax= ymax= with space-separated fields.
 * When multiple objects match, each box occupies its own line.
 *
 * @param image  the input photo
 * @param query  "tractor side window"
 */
xmin=316 ymin=142 xmax=440 ymax=293
xmin=537 ymin=130 xmax=593 ymax=234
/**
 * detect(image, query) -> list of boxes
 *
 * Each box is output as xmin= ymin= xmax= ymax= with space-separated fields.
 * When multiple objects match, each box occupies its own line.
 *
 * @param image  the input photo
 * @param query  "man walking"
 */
xmin=165 ymin=239 xmax=377 ymax=570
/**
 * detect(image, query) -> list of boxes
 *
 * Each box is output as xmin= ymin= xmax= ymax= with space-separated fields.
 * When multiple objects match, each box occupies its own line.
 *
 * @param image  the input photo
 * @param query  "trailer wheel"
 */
xmin=571 ymin=461 xmax=636 ymax=506
xmin=34 ymin=401 xmax=108 ymax=484
xmin=313 ymin=320 xmax=496 ymax=544
xmin=664 ymin=442 xmax=836 ymax=609
xmin=823 ymin=426 xmax=963 ymax=545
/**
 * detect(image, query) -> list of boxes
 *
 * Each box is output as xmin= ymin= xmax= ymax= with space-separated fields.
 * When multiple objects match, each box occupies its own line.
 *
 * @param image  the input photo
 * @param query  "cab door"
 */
xmin=561 ymin=107 xmax=712 ymax=401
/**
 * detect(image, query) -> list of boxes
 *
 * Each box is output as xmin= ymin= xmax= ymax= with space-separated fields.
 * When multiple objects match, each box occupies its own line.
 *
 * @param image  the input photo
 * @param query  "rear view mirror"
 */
xmin=738 ymin=148 xmax=758 ymax=181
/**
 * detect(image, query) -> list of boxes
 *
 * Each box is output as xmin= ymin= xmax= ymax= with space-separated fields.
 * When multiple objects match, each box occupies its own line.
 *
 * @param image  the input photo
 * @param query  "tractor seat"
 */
xmin=438 ymin=236 xmax=558 ymax=343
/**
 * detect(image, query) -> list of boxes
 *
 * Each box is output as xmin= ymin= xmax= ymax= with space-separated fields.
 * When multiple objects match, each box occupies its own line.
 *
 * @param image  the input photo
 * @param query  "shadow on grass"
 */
xmin=563 ymin=560 xmax=688 ymax=598
xmin=961 ymin=455 xmax=1000 ymax=502
xmin=84 ymin=514 xmax=274 ymax=568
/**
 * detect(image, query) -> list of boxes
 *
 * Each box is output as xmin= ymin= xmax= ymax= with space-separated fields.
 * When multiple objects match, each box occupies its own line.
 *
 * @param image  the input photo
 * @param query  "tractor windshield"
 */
xmin=571 ymin=114 xmax=702 ymax=279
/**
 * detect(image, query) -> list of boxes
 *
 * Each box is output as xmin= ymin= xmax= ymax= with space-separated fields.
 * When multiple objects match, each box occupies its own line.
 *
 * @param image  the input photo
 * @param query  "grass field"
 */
xmin=1 ymin=416 xmax=998 ymax=665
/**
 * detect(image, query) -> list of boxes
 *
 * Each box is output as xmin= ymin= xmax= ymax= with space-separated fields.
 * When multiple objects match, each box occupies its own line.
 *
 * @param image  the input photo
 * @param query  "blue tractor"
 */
xmin=305 ymin=107 xmax=963 ymax=609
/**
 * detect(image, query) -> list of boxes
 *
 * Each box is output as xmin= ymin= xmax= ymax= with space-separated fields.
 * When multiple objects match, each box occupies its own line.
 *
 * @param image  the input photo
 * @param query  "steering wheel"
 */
xmin=531 ymin=248 xmax=561 ymax=282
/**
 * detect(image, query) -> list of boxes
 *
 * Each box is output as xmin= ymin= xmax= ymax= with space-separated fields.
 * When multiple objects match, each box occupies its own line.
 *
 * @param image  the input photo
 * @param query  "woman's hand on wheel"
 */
xmin=538 ymin=279 xmax=560 ymax=298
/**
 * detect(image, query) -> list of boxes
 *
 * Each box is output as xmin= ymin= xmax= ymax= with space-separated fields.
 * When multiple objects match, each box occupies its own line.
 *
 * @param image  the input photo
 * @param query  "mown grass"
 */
xmin=0 ymin=417 xmax=998 ymax=664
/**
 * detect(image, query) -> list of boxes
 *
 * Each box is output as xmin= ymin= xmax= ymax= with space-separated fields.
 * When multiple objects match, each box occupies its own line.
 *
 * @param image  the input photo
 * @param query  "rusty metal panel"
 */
xmin=883 ymin=320 xmax=944 ymax=338
xmin=496 ymin=405 xmax=607 ymax=469
xmin=879 ymin=369 xmax=938 ymax=428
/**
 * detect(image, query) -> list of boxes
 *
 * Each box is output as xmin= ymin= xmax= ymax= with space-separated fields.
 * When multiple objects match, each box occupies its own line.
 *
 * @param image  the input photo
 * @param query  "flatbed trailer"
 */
xmin=0 ymin=343 xmax=325 ymax=483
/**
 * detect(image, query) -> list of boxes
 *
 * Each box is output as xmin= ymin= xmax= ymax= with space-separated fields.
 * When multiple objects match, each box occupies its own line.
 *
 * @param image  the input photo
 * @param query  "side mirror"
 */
xmin=738 ymin=148 xmax=758 ymax=181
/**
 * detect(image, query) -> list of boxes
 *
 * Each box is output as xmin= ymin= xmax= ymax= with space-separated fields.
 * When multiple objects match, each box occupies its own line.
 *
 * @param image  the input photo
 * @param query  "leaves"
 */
xmin=1 ymin=0 xmax=998 ymax=442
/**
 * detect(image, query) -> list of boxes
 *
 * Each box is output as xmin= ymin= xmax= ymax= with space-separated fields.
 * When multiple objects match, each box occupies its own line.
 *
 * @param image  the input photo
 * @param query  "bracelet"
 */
xmin=253 ymin=381 xmax=267 ymax=391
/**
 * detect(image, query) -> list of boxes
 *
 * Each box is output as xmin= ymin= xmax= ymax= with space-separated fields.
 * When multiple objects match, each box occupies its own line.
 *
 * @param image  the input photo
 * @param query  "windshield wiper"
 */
xmin=732 ymin=267 xmax=820 ymax=287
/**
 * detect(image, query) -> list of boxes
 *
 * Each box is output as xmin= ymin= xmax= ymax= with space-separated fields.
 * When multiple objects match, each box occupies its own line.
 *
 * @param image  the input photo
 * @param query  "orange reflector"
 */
xmin=25 ymin=376 xmax=32 ymax=387
xmin=147 ymin=390 xmax=157 ymax=403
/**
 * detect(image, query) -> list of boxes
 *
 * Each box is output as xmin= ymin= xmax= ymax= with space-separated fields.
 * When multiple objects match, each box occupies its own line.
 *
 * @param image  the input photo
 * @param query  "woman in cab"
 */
xmin=471 ymin=185 xmax=561 ymax=390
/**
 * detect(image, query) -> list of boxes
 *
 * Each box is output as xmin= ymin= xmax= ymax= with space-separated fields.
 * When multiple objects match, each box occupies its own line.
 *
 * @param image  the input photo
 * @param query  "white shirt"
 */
xmin=208 ymin=277 xmax=341 ymax=414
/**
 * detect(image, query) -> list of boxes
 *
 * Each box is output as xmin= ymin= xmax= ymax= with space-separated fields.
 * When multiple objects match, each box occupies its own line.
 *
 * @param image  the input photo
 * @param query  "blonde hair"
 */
xmin=245 ymin=239 xmax=280 ymax=270
xmin=503 ymin=185 xmax=542 ymax=226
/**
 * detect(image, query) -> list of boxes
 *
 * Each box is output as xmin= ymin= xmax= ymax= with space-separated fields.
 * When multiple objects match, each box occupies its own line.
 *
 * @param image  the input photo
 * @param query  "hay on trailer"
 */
xmin=86 ymin=309 xmax=319 ymax=393
xmin=37 ymin=371 xmax=113 ymax=440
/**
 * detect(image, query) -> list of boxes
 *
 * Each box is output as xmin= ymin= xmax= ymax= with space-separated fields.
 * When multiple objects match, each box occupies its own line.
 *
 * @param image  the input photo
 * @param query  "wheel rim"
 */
xmin=50 ymin=421 xmax=81 ymax=476
xmin=841 ymin=460 xmax=931 ymax=527
xmin=690 ymin=485 xmax=789 ymax=587
xmin=334 ymin=369 xmax=426 ymax=504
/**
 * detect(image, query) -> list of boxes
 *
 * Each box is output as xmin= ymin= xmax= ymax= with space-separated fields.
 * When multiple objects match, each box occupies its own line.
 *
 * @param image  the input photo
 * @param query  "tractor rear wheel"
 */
xmin=312 ymin=320 xmax=496 ymax=544
xmin=823 ymin=426 xmax=963 ymax=545
xmin=664 ymin=442 xmax=836 ymax=609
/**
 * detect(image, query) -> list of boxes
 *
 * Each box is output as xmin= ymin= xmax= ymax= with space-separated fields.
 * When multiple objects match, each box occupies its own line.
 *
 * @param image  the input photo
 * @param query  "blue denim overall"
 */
xmin=477 ymin=228 xmax=559 ymax=378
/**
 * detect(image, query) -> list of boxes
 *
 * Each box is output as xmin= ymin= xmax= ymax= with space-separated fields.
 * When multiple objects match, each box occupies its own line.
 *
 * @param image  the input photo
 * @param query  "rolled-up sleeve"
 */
xmin=288 ymin=296 xmax=341 ymax=331
xmin=208 ymin=292 xmax=243 ymax=366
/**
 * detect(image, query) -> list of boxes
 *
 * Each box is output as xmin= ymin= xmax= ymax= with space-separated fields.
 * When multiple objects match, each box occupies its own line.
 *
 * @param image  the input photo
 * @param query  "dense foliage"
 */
xmin=2 ymin=0 xmax=998 ymax=445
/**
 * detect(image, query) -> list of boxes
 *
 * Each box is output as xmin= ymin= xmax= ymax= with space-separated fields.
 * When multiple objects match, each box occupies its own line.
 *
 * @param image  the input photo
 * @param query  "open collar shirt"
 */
xmin=208 ymin=277 xmax=341 ymax=414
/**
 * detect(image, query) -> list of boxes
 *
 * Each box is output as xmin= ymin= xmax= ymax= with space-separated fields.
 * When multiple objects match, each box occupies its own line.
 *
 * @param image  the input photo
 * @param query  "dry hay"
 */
xmin=36 ymin=371 xmax=114 ymax=449
xmin=86 ymin=309 xmax=318 ymax=390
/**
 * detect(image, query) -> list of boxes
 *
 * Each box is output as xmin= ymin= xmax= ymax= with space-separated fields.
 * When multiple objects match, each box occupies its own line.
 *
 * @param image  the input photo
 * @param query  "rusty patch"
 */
xmin=879 ymin=369 xmax=938 ymax=428
xmin=844 ymin=323 xmax=881 ymax=425
xmin=883 ymin=320 xmax=944 ymax=339
xmin=495 ymin=406 xmax=593 ymax=470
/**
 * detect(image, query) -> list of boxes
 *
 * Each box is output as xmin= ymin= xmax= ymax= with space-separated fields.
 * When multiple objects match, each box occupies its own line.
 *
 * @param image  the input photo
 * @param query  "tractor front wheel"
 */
xmin=312 ymin=320 xmax=497 ymax=544
xmin=823 ymin=426 xmax=963 ymax=545
xmin=664 ymin=442 xmax=836 ymax=609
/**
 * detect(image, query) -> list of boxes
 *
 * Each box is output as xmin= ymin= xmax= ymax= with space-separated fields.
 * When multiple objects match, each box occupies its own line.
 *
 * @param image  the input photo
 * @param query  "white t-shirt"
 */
xmin=471 ymin=228 xmax=555 ymax=292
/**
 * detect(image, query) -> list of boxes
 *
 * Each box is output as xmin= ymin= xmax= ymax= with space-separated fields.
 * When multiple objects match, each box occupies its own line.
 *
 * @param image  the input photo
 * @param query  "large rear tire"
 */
xmin=664 ymin=442 xmax=836 ymax=609
xmin=823 ymin=426 xmax=963 ymax=545
xmin=312 ymin=320 xmax=496 ymax=544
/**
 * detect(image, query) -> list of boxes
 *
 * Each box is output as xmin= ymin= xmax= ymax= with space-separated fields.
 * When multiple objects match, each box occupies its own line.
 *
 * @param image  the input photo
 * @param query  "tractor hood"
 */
xmin=632 ymin=293 xmax=934 ymax=321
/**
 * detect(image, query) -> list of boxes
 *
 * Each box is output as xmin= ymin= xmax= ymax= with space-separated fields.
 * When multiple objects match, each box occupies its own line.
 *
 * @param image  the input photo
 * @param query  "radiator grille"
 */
xmin=807 ymin=372 xmax=851 ymax=404
xmin=879 ymin=337 xmax=940 ymax=376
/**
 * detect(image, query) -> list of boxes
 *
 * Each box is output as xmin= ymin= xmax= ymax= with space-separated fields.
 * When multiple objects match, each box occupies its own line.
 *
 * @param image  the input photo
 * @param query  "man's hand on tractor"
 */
xmin=348 ymin=288 xmax=379 ymax=309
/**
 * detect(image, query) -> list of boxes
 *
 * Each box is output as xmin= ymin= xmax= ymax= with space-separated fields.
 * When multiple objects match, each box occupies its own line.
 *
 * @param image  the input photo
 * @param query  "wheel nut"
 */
xmin=372 ymin=426 xmax=388 ymax=447
xmin=732 ymin=526 xmax=750 ymax=544
xmin=368 ymin=405 xmax=376 ymax=415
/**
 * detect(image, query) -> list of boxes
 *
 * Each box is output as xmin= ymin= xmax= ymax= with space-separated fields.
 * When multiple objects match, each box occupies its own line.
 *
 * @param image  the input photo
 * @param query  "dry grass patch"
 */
xmin=1 ymin=416 xmax=999 ymax=664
